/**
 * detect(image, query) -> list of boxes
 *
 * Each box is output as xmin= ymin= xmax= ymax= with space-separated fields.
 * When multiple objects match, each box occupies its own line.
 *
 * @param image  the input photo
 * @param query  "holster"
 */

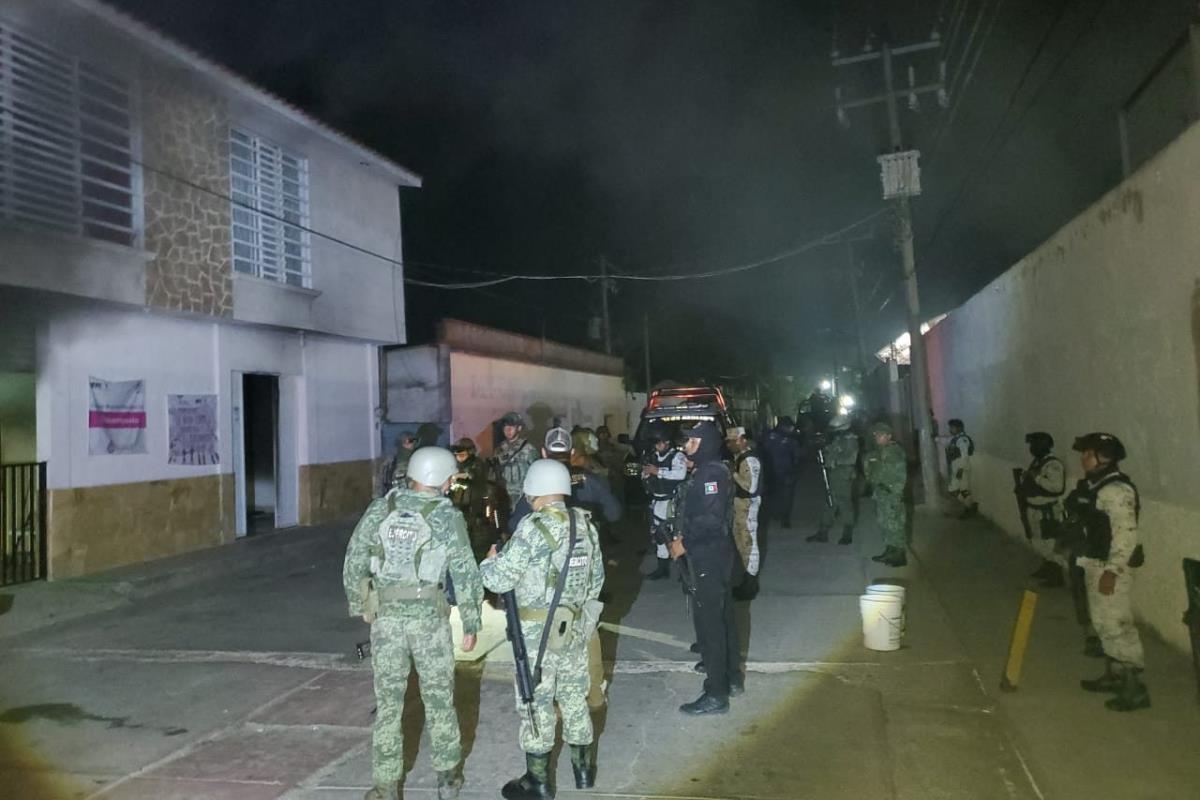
xmin=359 ymin=577 xmax=379 ymax=624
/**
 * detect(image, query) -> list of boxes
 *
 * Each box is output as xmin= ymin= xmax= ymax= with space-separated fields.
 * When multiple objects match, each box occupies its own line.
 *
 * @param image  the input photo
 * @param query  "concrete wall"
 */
xmin=924 ymin=119 xmax=1200 ymax=653
xmin=448 ymin=351 xmax=631 ymax=455
xmin=36 ymin=303 xmax=378 ymax=576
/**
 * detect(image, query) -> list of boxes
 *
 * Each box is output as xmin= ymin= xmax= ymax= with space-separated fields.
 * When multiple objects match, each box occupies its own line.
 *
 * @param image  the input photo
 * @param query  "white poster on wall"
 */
xmin=88 ymin=377 xmax=147 ymax=455
xmin=168 ymin=394 xmax=219 ymax=465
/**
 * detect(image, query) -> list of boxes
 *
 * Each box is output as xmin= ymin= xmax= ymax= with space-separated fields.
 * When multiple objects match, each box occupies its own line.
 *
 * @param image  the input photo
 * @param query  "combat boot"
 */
xmin=1038 ymin=563 xmax=1065 ymax=588
xmin=1080 ymin=659 xmax=1122 ymax=693
xmin=1105 ymin=666 xmax=1151 ymax=712
xmin=363 ymin=783 xmax=400 ymax=800
xmin=871 ymin=547 xmax=895 ymax=563
xmin=1030 ymin=560 xmax=1054 ymax=580
xmin=437 ymin=768 xmax=463 ymax=800
xmin=645 ymin=558 xmax=670 ymax=580
xmin=501 ymin=751 xmax=554 ymax=800
xmin=882 ymin=548 xmax=908 ymax=567
xmin=1083 ymin=635 xmax=1105 ymax=658
xmin=806 ymin=526 xmax=829 ymax=543
xmin=838 ymin=525 xmax=854 ymax=545
xmin=570 ymin=744 xmax=596 ymax=789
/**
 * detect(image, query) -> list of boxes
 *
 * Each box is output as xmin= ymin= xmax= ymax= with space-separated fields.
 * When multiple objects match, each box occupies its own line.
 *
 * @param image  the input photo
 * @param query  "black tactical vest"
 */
xmin=1064 ymin=469 xmax=1142 ymax=564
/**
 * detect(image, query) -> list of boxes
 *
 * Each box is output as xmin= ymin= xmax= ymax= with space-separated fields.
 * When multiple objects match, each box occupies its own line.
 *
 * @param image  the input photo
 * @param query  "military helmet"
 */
xmin=870 ymin=421 xmax=893 ymax=436
xmin=407 ymin=446 xmax=458 ymax=487
xmin=544 ymin=426 xmax=572 ymax=454
xmin=829 ymin=414 xmax=852 ymax=431
xmin=573 ymin=428 xmax=599 ymax=455
xmin=501 ymin=411 xmax=525 ymax=428
xmin=1072 ymin=432 xmax=1126 ymax=461
xmin=1024 ymin=431 xmax=1053 ymax=450
xmin=948 ymin=418 xmax=965 ymax=430
xmin=724 ymin=425 xmax=746 ymax=440
xmin=451 ymin=437 xmax=476 ymax=454
xmin=523 ymin=458 xmax=572 ymax=497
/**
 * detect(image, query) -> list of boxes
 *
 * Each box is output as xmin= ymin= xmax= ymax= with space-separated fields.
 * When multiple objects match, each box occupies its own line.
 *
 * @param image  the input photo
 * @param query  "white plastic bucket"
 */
xmin=865 ymin=583 xmax=907 ymax=635
xmin=859 ymin=594 xmax=904 ymax=651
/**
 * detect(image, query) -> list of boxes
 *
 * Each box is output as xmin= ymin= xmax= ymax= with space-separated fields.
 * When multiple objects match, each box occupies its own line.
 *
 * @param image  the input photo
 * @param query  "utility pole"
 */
xmin=846 ymin=241 xmax=868 ymax=375
xmin=833 ymin=32 xmax=946 ymax=506
xmin=597 ymin=256 xmax=613 ymax=356
xmin=643 ymin=311 xmax=652 ymax=392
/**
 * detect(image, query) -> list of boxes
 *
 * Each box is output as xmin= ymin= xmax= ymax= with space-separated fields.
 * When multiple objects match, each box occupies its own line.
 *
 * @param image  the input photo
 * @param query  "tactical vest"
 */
xmin=946 ymin=433 xmax=974 ymax=463
xmin=733 ymin=450 xmax=760 ymax=499
xmin=1024 ymin=455 xmax=1065 ymax=501
xmin=376 ymin=495 xmax=449 ymax=586
xmin=532 ymin=507 xmax=597 ymax=608
xmin=499 ymin=439 xmax=532 ymax=486
xmin=645 ymin=448 xmax=684 ymax=500
xmin=1065 ymin=470 xmax=1142 ymax=565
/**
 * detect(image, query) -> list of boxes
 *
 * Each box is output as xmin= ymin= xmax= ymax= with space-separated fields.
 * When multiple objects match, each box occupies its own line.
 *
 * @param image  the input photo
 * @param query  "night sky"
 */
xmin=111 ymin=0 xmax=1197 ymax=385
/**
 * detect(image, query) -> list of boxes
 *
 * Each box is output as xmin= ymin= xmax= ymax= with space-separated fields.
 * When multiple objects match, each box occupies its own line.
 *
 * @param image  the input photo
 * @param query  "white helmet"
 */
xmin=407 ymin=446 xmax=458 ymax=487
xmin=523 ymin=458 xmax=572 ymax=497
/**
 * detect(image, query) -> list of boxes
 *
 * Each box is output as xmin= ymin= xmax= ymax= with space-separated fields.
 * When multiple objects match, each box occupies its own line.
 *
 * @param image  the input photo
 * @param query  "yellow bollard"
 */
xmin=1000 ymin=590 xmax=1038 ymax=692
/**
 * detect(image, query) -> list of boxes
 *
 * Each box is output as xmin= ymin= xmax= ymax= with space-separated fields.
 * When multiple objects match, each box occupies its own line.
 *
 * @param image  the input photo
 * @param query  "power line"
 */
xmin=916 ymin=0 xmax=1080 ymax=250
xmin=133 ymin=152 xmax=887 ymax=288
xmin=928 ymin=0 xmax=1007 ymax=161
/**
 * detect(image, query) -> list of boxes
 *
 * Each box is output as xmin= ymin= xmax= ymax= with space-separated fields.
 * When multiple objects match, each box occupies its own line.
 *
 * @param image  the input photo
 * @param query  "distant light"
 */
xmin=819 ymin=379 xmax=833 ymax=392
xmin=840 ymin=395 xmax=855 ymax=409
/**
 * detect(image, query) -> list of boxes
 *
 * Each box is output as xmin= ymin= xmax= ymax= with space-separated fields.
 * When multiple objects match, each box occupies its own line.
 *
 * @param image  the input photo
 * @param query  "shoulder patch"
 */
xmin=704 ymin=481 xmax=719 ymax=495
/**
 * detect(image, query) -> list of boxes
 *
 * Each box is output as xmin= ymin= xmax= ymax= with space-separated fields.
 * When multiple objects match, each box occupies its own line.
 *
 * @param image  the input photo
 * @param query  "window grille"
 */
xmin=0 ymin=22 xmax=137 ymax=246
xmin=229 ymin=128 xmax=310 ymax=287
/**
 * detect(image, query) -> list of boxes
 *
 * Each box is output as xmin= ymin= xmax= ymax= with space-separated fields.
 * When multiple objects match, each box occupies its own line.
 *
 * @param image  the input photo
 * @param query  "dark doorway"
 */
xmin=243 ymin=374 xmax=278 ymax=535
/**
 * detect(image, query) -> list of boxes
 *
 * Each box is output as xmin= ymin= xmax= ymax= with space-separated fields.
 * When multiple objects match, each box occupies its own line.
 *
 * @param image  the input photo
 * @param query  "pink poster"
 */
xmin=88 ymin=377 xmax=147 ymax=455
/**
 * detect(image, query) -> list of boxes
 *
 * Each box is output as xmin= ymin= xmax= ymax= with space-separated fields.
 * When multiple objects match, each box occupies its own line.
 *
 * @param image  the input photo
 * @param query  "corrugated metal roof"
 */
xmin=70 ymin=0 xmax=422 ymax=188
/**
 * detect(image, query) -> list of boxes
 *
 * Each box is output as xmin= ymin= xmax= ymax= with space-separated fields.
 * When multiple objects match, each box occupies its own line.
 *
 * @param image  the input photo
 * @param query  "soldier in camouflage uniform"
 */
xmin=449 ymin=437 xmax=491 ymax=561
xmin=377 ymin=431 xmax=417 ymax=497
xmin=864 ymin=421 xmax=908 ymax=567
xmin=1070 ymin=433 xmax=1150 ymax=712
xmin=726 ymin=426 xmax=762 ymax=600
xmin=808 ymin=414 xmax=859 ymax=545
xmin=343 ymin=446 xmax=484 ymax=800
xmin=481 ymin=459 xmax=605 ymax=799
xmin=494 ymin=411 xmax=537 ymax=511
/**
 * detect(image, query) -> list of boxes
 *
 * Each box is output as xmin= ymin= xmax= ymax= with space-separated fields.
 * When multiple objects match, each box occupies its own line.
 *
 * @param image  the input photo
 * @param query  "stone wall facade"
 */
xmin=141 ymin=66 xmax=233 ymax=316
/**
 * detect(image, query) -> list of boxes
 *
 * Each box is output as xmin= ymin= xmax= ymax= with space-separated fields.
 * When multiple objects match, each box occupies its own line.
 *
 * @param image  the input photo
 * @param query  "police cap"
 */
xmin=1072 ymin=432 xmax=1126 ymax=461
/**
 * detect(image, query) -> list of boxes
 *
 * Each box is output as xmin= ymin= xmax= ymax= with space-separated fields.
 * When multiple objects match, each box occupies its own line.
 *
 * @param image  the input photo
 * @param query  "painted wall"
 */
xmin=0 ymin=372 xmax=36 ymax=463
xmin=924 ymin=119 xmax=1200 ymax=653
xmin=448 ymin=351 xmax=631 ymax=455
xmin=35 ymin=302 xmax=378 ymax=575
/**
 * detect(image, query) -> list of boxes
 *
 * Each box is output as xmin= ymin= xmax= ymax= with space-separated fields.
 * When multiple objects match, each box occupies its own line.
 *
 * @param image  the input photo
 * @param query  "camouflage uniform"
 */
xmin=946 ymin=430 xmax=975 ymax=509
xmin=1077 ymin=474 xmax=1144 ymax=668
xmin=731 ymin=447 xmax=762 ymax=575
xmin=1021 ymin=453 xmax=1066 ymax=564
xmin=479 ymin=502 xmax=604 ymax=754
xmin=818 ymin=431 xmax=859 ymax=533
xmin=495 ymin=437 xmax=537 ymax=511
xmin=864 ymin=439 xmax=907 ymax=550
xmin=450 ymin=453 xmax=491 ymax=561
xmin=343 ymin=487 xmax=483 ymax=786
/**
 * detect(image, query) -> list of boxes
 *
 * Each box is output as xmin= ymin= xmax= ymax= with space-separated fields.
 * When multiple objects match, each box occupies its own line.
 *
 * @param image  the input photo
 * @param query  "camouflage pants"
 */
xmin=874 ymin=491 xmax=906 ymax=549
xmin=1083 ymin=561 xmax=1144 ymax=668
xmin=515 ymin=624 xmax=592 ymax=754
xmin=370 ymin=606 xmax=461 ymax=781
xmin=732 ymin=497 xmax=761 ymax=575
xmin=948 ymin=464 xmax=973 ymax=506
xmin=818 ymin=470 xmax=856 ymax=530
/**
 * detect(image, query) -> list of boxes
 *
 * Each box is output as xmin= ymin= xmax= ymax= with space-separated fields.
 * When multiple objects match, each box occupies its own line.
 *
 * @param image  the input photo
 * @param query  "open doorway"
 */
xmin=242 ymin=374 xmax=278 ymax=535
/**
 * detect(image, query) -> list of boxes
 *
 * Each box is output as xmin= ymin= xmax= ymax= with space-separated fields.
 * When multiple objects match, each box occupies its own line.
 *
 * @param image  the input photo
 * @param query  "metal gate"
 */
xmin=1 ymin=462 xmax=47 ymax=585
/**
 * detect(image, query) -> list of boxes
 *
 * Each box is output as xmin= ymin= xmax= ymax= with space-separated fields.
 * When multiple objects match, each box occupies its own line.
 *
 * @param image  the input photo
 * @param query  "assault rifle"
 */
xmin=1012 ymin=468 xmax=1034 ymax=540
xmin=651 ymin=518 xmax=697 ymax=611
xmin=493 ymin=536 xmax=539 ymax=737
xmin=815 ymin=447 xmax=835 ymax=510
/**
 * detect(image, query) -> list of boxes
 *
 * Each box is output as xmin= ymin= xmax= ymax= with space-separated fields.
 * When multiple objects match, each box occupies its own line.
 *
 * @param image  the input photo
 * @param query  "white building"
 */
xmin=0 ymin=0 xmax=418 ymax=579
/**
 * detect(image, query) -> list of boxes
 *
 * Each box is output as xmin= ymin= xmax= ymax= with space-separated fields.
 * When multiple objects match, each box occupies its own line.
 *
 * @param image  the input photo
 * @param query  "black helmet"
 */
xmin=500 ymin=411 xmax=524 ymax=428
xmin=1025 ymin=431 xmax=1054 ymax=450
xmin=949 ymin=418 xmax=964 ymax=430
xmin=646 ymin=423 xmax=670 ymax=444
xmin=1072 ymin=432 xmax=1126 ymax=462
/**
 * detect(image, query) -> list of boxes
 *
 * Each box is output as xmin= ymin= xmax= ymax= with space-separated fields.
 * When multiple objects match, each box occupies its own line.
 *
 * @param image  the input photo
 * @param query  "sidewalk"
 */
xmin=0 ymin=481 xmax=1197 ymax=799
xmin=0 ymin=518 xmax=357 ymax=640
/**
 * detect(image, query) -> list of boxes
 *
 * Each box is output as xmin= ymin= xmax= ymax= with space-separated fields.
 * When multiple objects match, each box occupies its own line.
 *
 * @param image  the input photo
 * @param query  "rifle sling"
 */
xmin=532 ymin=510 xmax=578 ymax=687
